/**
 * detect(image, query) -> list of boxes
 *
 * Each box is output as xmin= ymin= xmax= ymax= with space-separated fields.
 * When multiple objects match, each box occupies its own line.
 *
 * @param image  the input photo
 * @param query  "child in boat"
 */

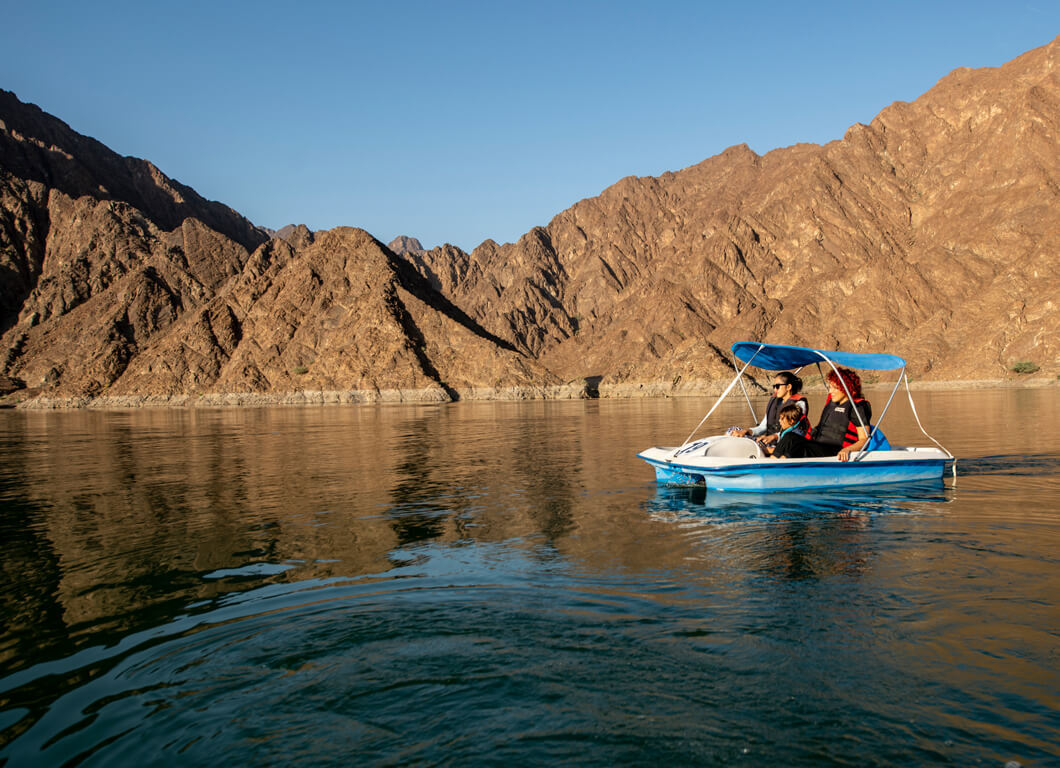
xmin=727 ymin=371 xmax=810 ymax=447
xmin=770 ymin=404 xmax=809 ymax=459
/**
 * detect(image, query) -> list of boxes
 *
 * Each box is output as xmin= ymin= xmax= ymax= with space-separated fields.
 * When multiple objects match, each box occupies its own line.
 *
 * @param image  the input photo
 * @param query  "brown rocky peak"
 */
xmin=96 ymin=226 xmax=558 ymax=404
xmin=387 ymin=235 xmax=426 ymax=255
xmin=0 ymin=89 xmax=267 ymax=253
xmin=272 ymin=224 xmax=315 ymax=249
xmin=404 ymin=38 xmax=1060 ymax=388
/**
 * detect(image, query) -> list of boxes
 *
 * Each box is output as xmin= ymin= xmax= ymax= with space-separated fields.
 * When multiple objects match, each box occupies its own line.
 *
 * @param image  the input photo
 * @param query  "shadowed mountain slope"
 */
xmin=0 ymin=95 xmax=555 ymax=404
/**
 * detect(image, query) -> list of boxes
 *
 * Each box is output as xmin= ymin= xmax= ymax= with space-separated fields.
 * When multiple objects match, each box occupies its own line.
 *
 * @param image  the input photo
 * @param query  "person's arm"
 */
xmin=730 ymin=411 xmax=769 ymax=437
xmin=837 ymin=426 xmax=869 ymax=461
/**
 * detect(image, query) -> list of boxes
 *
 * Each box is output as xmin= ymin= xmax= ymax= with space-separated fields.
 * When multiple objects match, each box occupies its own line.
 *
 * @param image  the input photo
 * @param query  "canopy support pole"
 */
xmin=732 ymin=351 xmax=759 ymax=424
xmin=902 ymin=372 xmax=957 ymax=481
xmin=851 ymin=366 xmax=906 ymax=460
xmin=673 ymin=344 xmax=764 ymax=455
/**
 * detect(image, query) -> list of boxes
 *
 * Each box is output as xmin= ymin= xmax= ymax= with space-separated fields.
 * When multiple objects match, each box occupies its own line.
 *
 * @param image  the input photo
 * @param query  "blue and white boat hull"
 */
xmin=638 ymin=438 xmax=950 ymax=492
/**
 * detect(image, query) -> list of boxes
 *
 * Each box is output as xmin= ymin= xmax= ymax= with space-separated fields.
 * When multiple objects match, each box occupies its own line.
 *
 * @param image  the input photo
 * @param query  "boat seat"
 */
xmin=703 ymin=436 xmax=763 ymax=459
xmin=865 ymin=427 xmax=891 ymax=451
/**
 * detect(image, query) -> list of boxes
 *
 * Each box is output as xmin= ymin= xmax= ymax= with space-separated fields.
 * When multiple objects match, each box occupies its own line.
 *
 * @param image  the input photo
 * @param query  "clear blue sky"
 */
xmin=2 ymin=1 xmax=1058 ymax=251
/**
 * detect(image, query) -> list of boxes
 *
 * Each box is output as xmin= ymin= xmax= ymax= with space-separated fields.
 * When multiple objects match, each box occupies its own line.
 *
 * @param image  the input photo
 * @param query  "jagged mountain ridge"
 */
xmin=407 ymin=38 xmax=1060 ymax=386
xmin=0 ymin=90 xmax=265 ymax=250
xmin=105 ymin=227 xmax=557 ymax=403
xmin=0 ymin=94 xmax=556 ymax=403
xmin=0 ymin=89 xmax=268 ymax=334
xmin=1 ymin=38 xmax=1058 ymax=406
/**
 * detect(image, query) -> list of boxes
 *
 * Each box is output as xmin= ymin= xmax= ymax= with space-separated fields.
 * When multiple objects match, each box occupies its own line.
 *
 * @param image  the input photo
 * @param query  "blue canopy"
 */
xmin=731 ymin=342 xmax=906 ymax=371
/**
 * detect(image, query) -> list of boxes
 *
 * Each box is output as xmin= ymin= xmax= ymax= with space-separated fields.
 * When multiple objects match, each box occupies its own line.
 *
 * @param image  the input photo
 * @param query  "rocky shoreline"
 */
xmin=2 ymin=377 xmax=1053 ymax=410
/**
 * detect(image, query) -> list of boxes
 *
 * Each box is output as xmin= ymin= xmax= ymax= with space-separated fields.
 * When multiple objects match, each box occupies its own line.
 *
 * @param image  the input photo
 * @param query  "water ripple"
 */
xmin=1 ymin=398 xmax=1058 ymax=766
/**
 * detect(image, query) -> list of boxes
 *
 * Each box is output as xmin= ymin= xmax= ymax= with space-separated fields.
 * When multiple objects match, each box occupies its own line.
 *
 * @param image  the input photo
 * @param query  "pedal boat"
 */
xmin=637 ymin=342 xmax=954 ymax=492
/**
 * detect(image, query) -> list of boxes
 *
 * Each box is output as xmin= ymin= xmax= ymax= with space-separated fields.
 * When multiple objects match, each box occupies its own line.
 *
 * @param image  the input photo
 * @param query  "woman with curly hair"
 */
xmin=788 ymin=367 xmax=872 ymax=461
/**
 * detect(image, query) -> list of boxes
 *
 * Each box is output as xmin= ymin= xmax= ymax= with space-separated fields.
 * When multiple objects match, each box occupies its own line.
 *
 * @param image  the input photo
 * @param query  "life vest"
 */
xmin=765 ymin=393 xmax=811 ymax=435
xmin=812 ymin=395 xmax=872 ymax=447
xmin=788 ymin=393 xmax=812 ymax=434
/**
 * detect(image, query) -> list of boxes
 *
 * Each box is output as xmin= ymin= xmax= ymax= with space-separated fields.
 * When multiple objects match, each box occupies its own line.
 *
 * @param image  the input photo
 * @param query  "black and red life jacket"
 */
xmin=788 ymin=393 xmax=812 ymax=434
xmin=812 ymin=395 xmax=872 ymax=447
xmin=765 ymin=393 xmax=812 ymax=435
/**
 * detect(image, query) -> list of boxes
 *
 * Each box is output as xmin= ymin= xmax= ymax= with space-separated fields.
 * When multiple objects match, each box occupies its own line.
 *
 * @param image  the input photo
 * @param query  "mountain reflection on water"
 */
xmin=1 ymin=389 xmax=1058 ymax=766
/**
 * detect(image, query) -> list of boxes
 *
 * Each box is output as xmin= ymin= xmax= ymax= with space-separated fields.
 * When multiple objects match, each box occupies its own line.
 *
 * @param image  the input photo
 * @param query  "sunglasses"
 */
xmin=772 ymin=383 xmax=788 ymax=389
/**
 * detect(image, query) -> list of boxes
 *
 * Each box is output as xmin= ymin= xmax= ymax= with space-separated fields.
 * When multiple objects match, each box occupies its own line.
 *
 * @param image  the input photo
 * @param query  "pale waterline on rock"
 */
xmin=9 ymin=378 xmax=1055 ymax=410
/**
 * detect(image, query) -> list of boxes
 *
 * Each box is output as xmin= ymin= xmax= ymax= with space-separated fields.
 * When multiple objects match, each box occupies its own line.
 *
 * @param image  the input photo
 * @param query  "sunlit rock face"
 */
xmin=1 ymin=38 xmax=1058 ymax=406
xmin=407 ymin=38 xmax=1060 ymax=389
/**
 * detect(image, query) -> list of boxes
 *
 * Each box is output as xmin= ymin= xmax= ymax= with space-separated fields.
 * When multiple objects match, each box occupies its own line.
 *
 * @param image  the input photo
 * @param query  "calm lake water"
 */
xmin=1 ymin=388 xmax=1058 ymax=766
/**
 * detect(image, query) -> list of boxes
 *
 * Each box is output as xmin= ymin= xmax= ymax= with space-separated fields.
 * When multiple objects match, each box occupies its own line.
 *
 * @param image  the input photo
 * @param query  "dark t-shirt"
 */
xmin=773 ymin=429 xmax=807 ymax=459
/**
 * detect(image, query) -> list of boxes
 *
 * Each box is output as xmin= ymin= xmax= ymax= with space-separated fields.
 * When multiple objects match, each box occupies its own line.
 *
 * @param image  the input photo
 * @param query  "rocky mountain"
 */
xmin=1 ymin=38 xmax=1057 ymax=407
xmin=0 ymin=94 xmax=558 ymax=405
xmin=0 ymin=90 xmax=267 ymax=332
xmin=387 ymin=236 xmax=425 ymax=256
xmin=100 ymin=226 xmax=559 ymax=405
xmin=408 ymin=38 xmax=1060 ymax=389
xmin=270 ymin=224 xmax=312 ymax=243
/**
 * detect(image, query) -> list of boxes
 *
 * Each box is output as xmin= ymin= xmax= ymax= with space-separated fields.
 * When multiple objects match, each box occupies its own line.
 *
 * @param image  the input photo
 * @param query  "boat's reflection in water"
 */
xmin=645 ymin=479 xmax=953 ymax=524
xmin=645 ymin=480 xmax=956 ymax=582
